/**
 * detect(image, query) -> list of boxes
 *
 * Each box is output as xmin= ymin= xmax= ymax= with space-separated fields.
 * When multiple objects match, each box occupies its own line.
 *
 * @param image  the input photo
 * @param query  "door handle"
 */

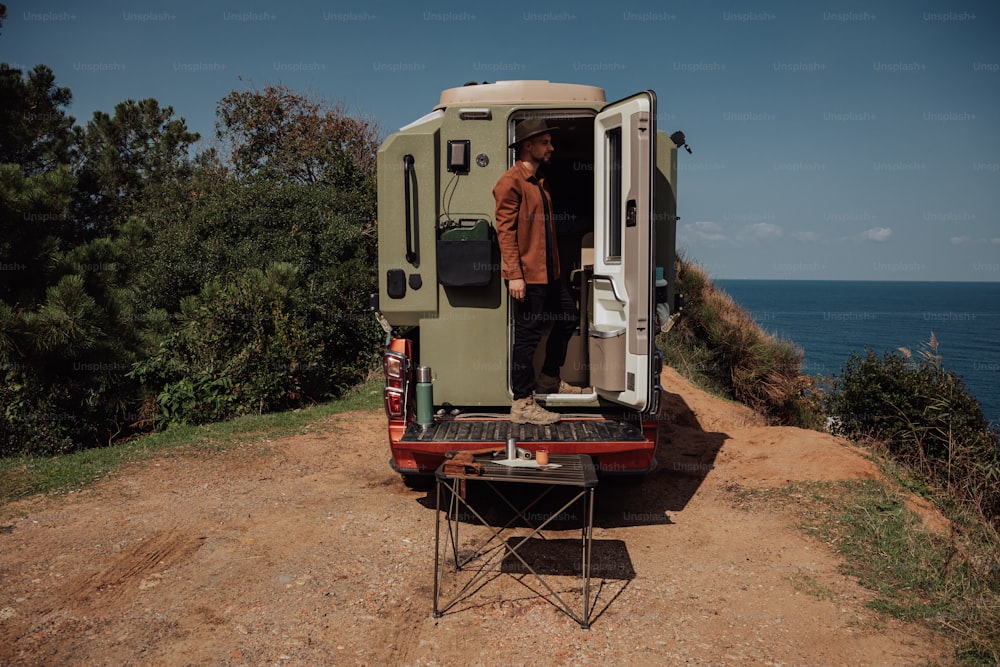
xmin=591 ymin=274 xmax=626 ymax=304
xmin=626 ymin=199 xmax=637 ymax=227
xmin=403 ymin=154 xmax=417 ymax=264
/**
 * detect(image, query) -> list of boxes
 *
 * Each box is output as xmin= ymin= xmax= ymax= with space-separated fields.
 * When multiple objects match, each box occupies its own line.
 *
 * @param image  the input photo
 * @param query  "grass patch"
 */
xmin=0 ymin=378 xmax=382 ymax=506
xmin=825 ymin=337 xmax=1000 ymax=530
xmin=740 ymin=479 xmax=1000 ymax=665
xmin=786 ymin=571 xmax=838 ymax=602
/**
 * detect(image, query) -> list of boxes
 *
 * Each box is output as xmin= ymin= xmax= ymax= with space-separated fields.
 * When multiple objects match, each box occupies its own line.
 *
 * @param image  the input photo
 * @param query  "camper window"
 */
xmin=605 ymin=127 xmax=622 ymax=262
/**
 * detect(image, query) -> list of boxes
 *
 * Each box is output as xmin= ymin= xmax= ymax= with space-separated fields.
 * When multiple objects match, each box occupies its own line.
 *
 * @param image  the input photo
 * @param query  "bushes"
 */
xmin=1 ymin=64 xmax=383 ymax=455
xmin=826 ymin=336 xmax=1000 ymax=526
xmin=0 ymin=223 xmax=151 ymax=456
xmin=825 ymin=340 xmax=1000 ymax=659
xmin=123 ymin=172 xmax=382 ymax=427
xmin=659 ymin=256 xmax=818 ymax=426
xmin=1 ymin=373 xmax=75 ymax=457
xmin=133 ymin=264 xmax=324 ymax=425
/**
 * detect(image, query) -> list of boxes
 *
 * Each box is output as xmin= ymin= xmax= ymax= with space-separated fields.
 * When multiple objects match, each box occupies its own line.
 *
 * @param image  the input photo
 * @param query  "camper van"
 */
xmin=373 ymin=80 xmax=686 ymax=482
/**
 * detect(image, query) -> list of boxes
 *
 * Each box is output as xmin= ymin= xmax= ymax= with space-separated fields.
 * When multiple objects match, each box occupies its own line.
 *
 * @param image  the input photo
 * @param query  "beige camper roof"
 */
xmin=435 ymin=80 xmax=606 ymax=109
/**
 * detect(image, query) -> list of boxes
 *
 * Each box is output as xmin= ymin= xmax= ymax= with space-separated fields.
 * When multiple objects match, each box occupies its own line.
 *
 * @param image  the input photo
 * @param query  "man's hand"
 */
xmin=508 ymin=278 xmax=526 ymax=301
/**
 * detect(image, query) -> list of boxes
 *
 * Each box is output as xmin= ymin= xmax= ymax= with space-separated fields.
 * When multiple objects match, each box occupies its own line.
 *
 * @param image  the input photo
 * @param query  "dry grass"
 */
xmin=659 ymin=256 xmax=821 ymax=428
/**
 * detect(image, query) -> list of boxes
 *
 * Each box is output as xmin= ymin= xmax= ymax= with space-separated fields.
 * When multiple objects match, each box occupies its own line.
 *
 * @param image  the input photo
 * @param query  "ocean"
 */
xmin=714 ymin=280 xmax=1000 ymax=427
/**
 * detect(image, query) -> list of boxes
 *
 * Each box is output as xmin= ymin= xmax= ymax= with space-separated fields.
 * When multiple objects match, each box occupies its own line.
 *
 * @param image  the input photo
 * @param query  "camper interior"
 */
xmin=507 ymin=110 xmax=598 ymax=400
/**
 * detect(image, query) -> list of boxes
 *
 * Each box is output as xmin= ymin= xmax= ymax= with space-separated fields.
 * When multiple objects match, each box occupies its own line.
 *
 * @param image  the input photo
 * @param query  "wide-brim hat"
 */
xmin=509 ymin=118 xmax=559 ymax=147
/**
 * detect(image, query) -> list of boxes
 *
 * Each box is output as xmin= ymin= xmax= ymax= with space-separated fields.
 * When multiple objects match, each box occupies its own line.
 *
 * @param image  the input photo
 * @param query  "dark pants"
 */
xmin=511 ymin=281 xmax=579 ymax=400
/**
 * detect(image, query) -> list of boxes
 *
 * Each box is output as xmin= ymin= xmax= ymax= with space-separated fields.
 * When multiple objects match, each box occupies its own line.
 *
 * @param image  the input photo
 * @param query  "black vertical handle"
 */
xmin=403 ymin=154 xmax=417 ymax=264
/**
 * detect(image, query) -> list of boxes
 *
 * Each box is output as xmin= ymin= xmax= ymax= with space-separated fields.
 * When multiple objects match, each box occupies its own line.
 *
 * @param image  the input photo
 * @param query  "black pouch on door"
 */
xmin=436 ymin=219 xmax=495 ymax=287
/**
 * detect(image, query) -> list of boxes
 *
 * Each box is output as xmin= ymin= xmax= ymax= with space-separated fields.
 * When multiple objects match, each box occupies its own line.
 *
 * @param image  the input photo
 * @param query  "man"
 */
xmin=493 ymin=118 xmax=585 ymax=425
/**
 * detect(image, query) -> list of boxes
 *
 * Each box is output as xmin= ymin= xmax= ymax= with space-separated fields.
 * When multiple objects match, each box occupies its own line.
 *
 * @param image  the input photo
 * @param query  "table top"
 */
xmin=436 ymin=453 xmax=598 ymax=488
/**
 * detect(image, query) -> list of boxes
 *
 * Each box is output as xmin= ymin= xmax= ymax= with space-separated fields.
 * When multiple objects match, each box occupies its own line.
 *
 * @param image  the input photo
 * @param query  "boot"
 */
xmin=510 ymin=396 xmax=560 ymax=425
xmin=535 ymin=373 xmax=587 ymax=395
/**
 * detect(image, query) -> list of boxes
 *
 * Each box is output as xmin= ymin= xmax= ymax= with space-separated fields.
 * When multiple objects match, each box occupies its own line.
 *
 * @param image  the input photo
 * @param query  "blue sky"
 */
xmin=5 ymin=0 xmax=999 ymax=280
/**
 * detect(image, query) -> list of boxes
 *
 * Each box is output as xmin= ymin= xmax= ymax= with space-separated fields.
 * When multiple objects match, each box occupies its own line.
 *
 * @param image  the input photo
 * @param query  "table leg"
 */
xmin=581 ymin=487 xmax=594 ymax=629
xmin=431 ymin=459 xmax=599 ymax=630
xmin=447 ymin=480 xmax=461 ymax=570
xmin=433 ymin=478 xmax=442 ymax=618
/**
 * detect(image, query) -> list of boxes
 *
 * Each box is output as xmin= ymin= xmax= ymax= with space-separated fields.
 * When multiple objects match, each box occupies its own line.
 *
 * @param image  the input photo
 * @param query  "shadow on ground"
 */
xmin=415 ymin=385 xmax=730 ymax=530
xmin=422 ymin=387 xmax=729 ymax=626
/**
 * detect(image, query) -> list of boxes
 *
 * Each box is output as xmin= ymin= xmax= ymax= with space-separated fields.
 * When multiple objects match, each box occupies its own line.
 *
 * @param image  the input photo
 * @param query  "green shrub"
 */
xmin=826 ymin=336 xmax=1000 ymax=527
xmin=0 ymin=372 xmax=75 ymax=457
xmin=131 ymin=262 xmax=379 ymax=427
xmin=2 ymin=68 xmax=383 ymax=453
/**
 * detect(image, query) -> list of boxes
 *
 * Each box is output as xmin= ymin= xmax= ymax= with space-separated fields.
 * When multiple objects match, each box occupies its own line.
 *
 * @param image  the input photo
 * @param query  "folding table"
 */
xmin=432 ymin=453 xmax=598 ymax=629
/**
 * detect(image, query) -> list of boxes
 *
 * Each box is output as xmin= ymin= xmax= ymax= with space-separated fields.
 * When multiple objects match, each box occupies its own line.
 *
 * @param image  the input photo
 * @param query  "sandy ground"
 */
xmin=0 ymin=367 xmax=946 ymax=666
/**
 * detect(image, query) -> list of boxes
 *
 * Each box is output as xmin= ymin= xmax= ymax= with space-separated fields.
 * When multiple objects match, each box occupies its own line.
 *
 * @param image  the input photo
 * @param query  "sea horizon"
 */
xmin=714 ymin=278 xmax=1000 ymax=427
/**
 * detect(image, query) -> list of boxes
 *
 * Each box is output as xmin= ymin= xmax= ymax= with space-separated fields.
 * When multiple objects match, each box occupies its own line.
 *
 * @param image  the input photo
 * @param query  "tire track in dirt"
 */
xmin=58 ymin=528 xmax=206 ymax=609
xmin=1 ymin=527 xmax=206 ymax=665
xmin=383 ymin=592 xmax=433 ymax=665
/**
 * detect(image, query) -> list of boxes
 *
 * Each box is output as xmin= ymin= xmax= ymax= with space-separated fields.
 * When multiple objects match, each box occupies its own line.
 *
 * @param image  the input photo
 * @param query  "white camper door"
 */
xmin=590 ymin=92 xmax=655 ymax=411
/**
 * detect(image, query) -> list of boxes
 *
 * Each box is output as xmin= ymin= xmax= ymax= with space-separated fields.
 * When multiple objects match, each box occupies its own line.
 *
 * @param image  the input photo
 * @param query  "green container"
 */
xmin=416 ymin=366 xmax=433 ymax=427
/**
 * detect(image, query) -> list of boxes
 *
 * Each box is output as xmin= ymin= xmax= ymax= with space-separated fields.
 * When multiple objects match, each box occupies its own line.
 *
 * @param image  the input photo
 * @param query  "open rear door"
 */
xmin=589 ymin=91 xmax=656 ymax=412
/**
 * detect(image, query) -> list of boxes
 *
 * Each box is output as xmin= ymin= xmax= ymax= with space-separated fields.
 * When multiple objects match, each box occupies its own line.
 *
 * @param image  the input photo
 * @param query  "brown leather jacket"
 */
xmin=493 ymin=162 xmax=561 ymax=284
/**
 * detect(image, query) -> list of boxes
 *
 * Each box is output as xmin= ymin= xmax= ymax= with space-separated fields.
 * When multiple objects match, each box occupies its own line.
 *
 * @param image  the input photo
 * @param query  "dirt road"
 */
xmin=0 ymin=368 xmax=944 ymax=665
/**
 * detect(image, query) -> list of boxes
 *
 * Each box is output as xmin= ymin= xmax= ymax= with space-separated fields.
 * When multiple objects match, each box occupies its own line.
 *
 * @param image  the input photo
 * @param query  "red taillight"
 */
xmin=383 ymin=341 xmax=411 ymax=420
xmin=384 ymin=351 xmax=406 ymax=389
xmin=384 ymin=387 xmax=406 ymax=419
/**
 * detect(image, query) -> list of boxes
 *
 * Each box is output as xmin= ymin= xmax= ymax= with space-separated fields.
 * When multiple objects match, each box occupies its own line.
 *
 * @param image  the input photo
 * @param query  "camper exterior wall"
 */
xmin=375 ymin=81 xmax=681 ymax=477
xmin=378 ymin=87 xmax=609 ymax=407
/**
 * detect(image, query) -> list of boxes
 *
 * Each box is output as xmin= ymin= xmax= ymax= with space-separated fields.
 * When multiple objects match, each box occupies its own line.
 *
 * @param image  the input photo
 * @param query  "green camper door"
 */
xmin=590 ymin=91 xmax=656 ymax=412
